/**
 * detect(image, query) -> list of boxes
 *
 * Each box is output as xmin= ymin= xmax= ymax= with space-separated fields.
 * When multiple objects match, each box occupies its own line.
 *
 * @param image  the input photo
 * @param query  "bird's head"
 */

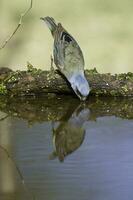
xmin=69 ymin=73 xmax=90 ymax=101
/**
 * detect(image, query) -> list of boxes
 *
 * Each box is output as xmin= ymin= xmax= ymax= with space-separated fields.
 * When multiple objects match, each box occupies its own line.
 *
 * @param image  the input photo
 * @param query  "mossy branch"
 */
xmin=0 ymin=64 xmax=133 ymax=97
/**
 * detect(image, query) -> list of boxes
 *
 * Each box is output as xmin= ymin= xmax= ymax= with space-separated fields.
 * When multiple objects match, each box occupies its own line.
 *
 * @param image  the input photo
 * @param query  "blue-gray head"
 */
xmin=69 ymin=73 xmax=90 ymax=101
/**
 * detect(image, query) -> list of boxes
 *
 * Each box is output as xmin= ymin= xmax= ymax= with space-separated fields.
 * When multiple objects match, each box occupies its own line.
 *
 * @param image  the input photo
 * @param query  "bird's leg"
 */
xmin=51 ymin=121 xmax=56 ymax=131
xmin=50 ymin=55 xmax=55 ymax=75
xmin=48 ymin=120 xmax=57 ymax=160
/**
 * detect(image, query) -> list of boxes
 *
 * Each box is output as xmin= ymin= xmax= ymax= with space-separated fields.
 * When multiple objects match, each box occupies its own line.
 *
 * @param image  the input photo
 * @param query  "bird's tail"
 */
xmin=40 ymin=16 xmax=57 ymax=36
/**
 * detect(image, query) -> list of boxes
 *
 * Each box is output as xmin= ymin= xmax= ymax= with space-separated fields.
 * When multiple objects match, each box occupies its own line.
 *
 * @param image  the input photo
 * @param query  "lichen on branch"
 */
xmin=0 ymin=64 xmax=133 ymax=97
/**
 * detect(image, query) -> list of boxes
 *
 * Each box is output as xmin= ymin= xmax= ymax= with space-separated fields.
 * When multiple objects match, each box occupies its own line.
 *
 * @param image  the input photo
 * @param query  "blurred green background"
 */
xmin=0 ymin=0 xmax=133 ymax=73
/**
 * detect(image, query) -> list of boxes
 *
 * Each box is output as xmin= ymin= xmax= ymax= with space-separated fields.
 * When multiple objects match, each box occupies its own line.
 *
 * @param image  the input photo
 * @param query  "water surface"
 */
xmin=0 ymin=96 xmax=133 ymax=200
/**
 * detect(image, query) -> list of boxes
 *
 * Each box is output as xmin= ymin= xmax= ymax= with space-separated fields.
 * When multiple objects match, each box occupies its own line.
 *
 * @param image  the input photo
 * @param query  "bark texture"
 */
xmin=0 ymin=65 xmax=133 ymax=97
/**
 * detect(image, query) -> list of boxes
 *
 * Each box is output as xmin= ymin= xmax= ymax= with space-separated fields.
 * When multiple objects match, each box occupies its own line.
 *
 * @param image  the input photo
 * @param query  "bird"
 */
xmin=49 ymin=103 xmax=90 ymax=162
xmin=40 ymin=16 xmax=90 ymax=100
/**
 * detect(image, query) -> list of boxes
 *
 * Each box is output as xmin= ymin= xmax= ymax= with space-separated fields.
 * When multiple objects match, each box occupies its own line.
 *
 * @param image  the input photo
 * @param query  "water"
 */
xmin=0 ymin=96 xmax=133 ymax=200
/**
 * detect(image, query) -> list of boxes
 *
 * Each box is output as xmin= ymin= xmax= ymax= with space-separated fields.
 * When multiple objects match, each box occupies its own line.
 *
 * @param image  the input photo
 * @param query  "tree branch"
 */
xmin=0 ymin=114 xmax=8 ymax=121
xmin=0 ymin=0 xmax=33 ymax=50
xmin=0 ymin=65 xmax=132 ymax=97
xmin=0 ymin=144 xmax=36 ymax=199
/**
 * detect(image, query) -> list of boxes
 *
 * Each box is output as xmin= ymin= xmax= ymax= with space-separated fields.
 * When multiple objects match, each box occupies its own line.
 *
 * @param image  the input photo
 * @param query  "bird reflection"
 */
xmin=49 ymin=103 xmax=90 ymax=162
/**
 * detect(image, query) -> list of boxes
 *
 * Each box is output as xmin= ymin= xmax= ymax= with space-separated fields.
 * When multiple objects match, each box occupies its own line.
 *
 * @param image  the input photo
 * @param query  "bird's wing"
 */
xmin=53 ymin=24 xmax=84 ymax=76
xmin=54 ymin=24 xmax=65 ymax=71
